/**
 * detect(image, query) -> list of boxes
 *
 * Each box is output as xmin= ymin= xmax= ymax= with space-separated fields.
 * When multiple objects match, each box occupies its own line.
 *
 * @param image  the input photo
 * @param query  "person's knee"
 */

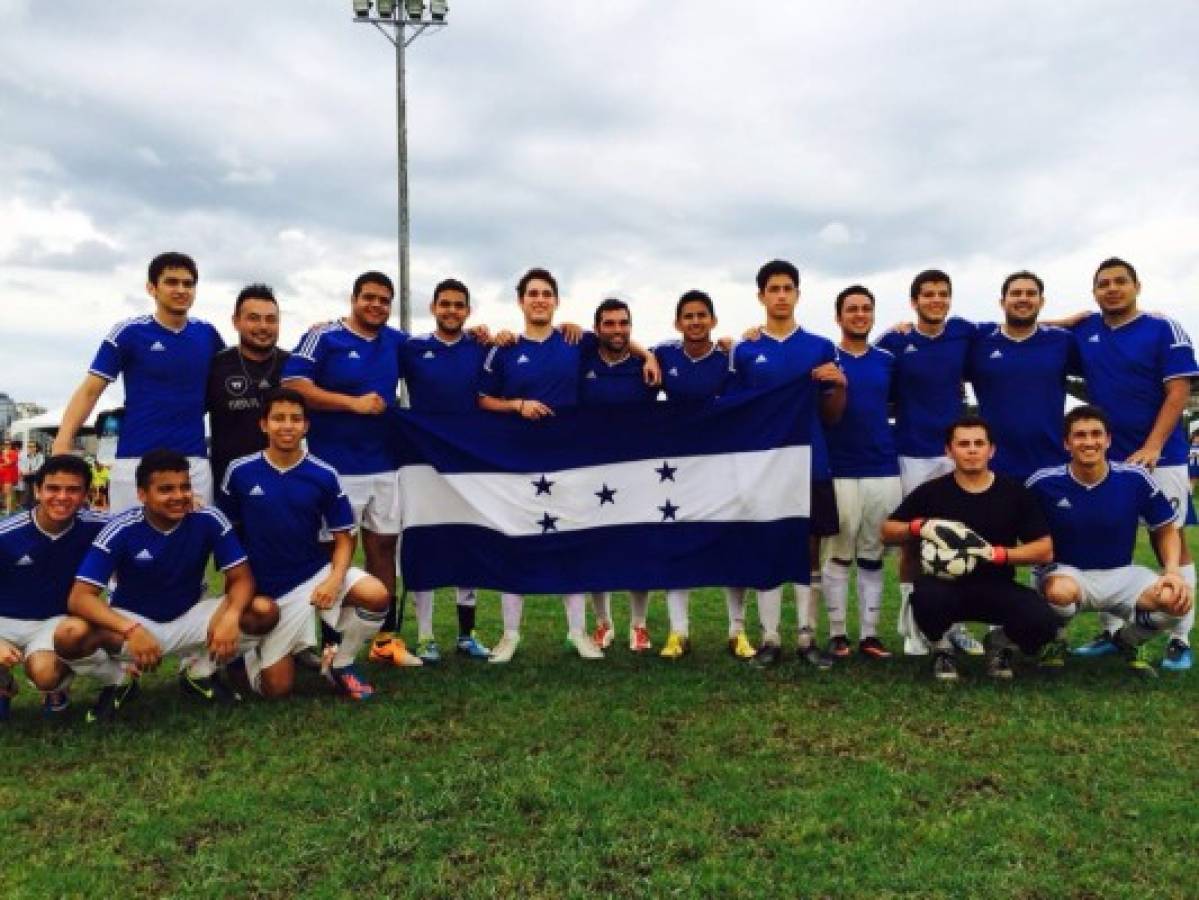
xmin=1042 ymin=576 xmax=1080 ymax=608
xmin=349 ymin=576 xmax=390 ymax=614
xmin=240 ymin=597 xmax=279 ymax=636
xmin=53 ymin=616 xmax=93 ymax=659
xmin=257 ymin=658 xmax=294 ymax=699
xmin=24 ymin=651 xmax=65 ymax=691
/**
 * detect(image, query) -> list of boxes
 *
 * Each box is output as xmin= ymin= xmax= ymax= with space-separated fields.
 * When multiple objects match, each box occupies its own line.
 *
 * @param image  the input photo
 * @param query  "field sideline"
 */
xmin=1 ymin=533 xmax=1197 ymax=897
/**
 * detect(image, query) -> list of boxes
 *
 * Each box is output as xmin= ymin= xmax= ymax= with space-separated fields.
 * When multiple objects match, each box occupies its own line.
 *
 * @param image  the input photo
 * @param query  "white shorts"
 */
xmin=109 ymin=456 xmax=214 ymax=513
xmin=0 ymin=615 xmax=63 ymax=658
xmin=333 ymin=471 xmax=401 ymax=537
xmin=899 ymin=455 xmax=954 ymax=496
xmin=1147 ymin=465 xmax=1195 ymax=529
xmin=112 ymin=598 xmax=257 ymax=662
xmin=824 ymin=476 xmax=903 ymax=563
xmin=1037 ymin=564 xmax=1159 ymax=620
xmin=255 ymin=564 xmax=371 ymax=669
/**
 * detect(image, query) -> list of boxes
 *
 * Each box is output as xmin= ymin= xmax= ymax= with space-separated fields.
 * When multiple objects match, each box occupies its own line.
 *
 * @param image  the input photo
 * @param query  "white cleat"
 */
xmin=488 ymin=633 xmax=520 ymax=664
xmin=567 ymin=630 xmax=605 ymax=660
xmin=948 ymin=627 xmax=985 ymax=656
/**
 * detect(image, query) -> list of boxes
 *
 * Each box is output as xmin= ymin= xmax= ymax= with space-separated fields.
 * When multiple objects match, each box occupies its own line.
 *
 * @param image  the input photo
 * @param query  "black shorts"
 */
xmin=811 ymin=479 xmax=840 ymax=538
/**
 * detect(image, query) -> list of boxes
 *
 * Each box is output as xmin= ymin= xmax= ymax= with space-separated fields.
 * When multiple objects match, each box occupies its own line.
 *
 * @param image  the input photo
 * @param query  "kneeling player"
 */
xmin=223 ymin=390 xmax=390 ymax=700
xmin=1027 ymin=405 xmax=1193 ymax=676
xmin=882 ymin=416 xmax=1059 ymax=680
xmin=0 ymin=455 xmax=126 ymax=721
xmin=58 ymin=450 xmax=278 ymax=709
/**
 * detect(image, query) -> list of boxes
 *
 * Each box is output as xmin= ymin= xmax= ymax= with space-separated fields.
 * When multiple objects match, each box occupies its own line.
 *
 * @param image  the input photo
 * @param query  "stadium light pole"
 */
xmin=351 ymin=0 xmax=449 ymax=332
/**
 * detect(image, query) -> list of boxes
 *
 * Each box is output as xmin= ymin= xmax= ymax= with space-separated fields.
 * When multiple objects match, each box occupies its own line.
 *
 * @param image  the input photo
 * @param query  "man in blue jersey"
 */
xmin=0 ymin=456 xmax=126 ymax=722
xmin=822 ymin=286 xmax=901 ymax=660
xmin=398 ymin=278 xmax=492 ymax=664
xmin=1069 ymin=258 xmax=1199 ymax=670
xmin=877 ymin=270 xmax=982 ymax=657
xmin=53 ymin=252 xmax=225 ymax=511
xmin=223 ymin=390 xmax=390 ymax=700
xmin=281 ymin=271 xmax=422 ymax=668
xmin=58 ymin=450 xmax=278 ymax=708
xmin=1189 ymin=432 xmax=1199 ymax=489
xmin=731 ymin=259 xmax=846 ymax=670
xmin=654 ymin=290 xmax=751 ymax=660
xmin=1027 ymin=406 xmax=1192 ymax=676
xmin=477 ymin=268 xmax=605 ymax=663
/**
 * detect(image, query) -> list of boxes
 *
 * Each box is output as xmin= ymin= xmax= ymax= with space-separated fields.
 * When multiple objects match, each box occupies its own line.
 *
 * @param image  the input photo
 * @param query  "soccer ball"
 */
xmin=920 ymin=539 xmax=978 ymax=580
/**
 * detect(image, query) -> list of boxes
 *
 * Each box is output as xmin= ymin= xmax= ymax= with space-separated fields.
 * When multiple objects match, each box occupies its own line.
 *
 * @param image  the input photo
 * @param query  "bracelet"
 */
xmin=908 ymin=518 xmax=926 ymax=538
xmin=121 ymin=622 xmax=142 ymax=639
xmin=991 ymin=546 xmax=1009 ymax=566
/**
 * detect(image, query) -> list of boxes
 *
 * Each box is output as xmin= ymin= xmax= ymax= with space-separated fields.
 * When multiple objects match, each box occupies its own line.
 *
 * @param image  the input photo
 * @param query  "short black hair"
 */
xmin=517 ymin=268 xmax=558 ymax=298
xmin=260 ymin=387 xmax=308 ymax=420
xmin=594 ymin=298 xmax=631 ymax=328
xmin=675 ymin=289 xmax=714 ymax=319
xmin=1000 ymin=270 xmax=1044 ymax=297
xmin=835 ymin=285 xmax=875 ymax=316
xmin=945 ymin=414 xmax=994 ymax=446
xmin=1093 ymin=257 xmax=1138 ymax=287
xmin=433 ymin=278 xmax=470 ymax=304
xmin=910 ymin=269 xmax=952 ymax=300
xmin=148 ymin=252 xmax=198 ymax=285
xmin=353 ymin=271 xmax=395 ymax=299
xmin=34 ymin=454 xmax=92 ymax=490
xmin=135 ymin=449 xmax=190 ymax=490
xmin=1063 ymin=404 xmax=1111 ymax=439
xmin=234 ymin=283 xmax=277 ymax=316
xmin=756 ymin=259 xmax=800 ymax=292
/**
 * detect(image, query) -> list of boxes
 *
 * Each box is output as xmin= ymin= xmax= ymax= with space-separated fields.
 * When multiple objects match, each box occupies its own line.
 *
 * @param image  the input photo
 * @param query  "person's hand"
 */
xmin=1125 ymin=442 xmax=1163 ymax=470
xmin=1152 ymin=573 xmax=1192 ymax=617
xmin=741 ymin=326 xmax=763 ymax=341
xmin=306 ymin=320 xmax=337 ymax=335
xmin=125 ymin=625 xmax=163 ymax=671
xmin=716 ymin=336 xmax=735 ymax=353
xmin=352 ymin=393 xmax=388 ymax=415
xmin=888 ymin=321 xmax=915 ymax=334
xmin=0 ymin=640 xmax=22 ymax=668
xmin=468 ymin=325 xmax=493 ymax=344
xmin=493 ymin=330 xmax=517 ymax=348
xmin=310 ymin=576 xmax=342 ymax=610
xmin=516 ymin=399 xmax=553 ymax=420
xmin=642 ymin=353 xmax=662 ymax=387
xmin=206 ymin=610 xmax=242 ymax=663
xmin=811 ymin=362 xmax=846 ymax=389
xmin=558 ymin=323 xmax=583 ymax=345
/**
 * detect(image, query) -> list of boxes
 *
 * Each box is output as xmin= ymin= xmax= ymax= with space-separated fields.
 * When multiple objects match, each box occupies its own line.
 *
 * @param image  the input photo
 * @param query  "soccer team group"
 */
xmin=2 ymin=251 xmax=1196 ymax=722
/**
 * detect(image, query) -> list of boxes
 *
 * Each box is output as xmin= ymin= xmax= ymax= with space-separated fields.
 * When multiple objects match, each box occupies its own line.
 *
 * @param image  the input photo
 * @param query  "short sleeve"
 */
xmin=890 ymin=483 xmax=932 ymax=523
xmin=1161 ymin=319 xmax=1199 ymax=383
xmin=1015 ymin=484 xmax=1050 ymax=543
xmin=219 ymin=467 xmax=243 ymax=526
xmin=76 ymin=543 xmax=117 ymax=589
xmin=321 ymin=473 xmax=356 ymax=534
xmin=282 ymin=331 xmax=323 ymax=383
xmin=207 ymin=511 xmax=248 ymax=571
xmin=89 ymin=337 xmax=122 ymax=382
xmin=1139 ymin=473 xmax=1176 ymax=529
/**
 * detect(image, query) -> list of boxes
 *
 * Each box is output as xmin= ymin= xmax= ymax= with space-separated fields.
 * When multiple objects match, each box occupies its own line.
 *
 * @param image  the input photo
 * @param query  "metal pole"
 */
xmin=395 ymin=22 xmax=411 ymax=333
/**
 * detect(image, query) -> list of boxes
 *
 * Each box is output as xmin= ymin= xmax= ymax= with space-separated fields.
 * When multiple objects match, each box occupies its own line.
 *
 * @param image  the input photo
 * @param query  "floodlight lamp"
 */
xmin=429 ymin=0 xmax=448 ymax=21
xmin=352 ymin=0 xmax=372 ymax=18
xmin=377 ymin=0 xmax=397 ymax=17
xmin=405 ymin=0 xmax=426 ymax=21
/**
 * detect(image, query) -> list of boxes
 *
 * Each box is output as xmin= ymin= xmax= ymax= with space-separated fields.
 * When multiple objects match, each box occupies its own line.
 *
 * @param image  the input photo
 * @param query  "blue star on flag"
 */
xmin=595 ymin=484 xmax=617 ymax=505
xmin=658 ymin=500 xmax=679 ymax=521
xmin=538 ymin=512 xmax=559 ymax=533
xmin=532 ymin=475 xmax=554 ymax=496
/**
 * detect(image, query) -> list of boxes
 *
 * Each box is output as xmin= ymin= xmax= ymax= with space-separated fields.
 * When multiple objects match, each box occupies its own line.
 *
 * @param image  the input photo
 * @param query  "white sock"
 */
xmin=725 ymin=587 xmax=746 ymax=637
xmin=666 ymin=589 xmax=690 ymax=636
xmin=564 ymin=593 xmax=587 ymax=634
xmin=68 ymin=649 xmax=126 ymax=686
xmin=1098 ymin=611 xmax=1121 ymax=637
xmin=795 ymin=584 xmax=814 ymax=647
xmin=858 ymin=565 xmax=884 ymax=639
xmin=1172 ymin=564 xmax=1196 ymax=643
xmin=758 ymin=586 xmax=782 ymax=644
xmin=629 ymin=590 xmax=649 ymax=629
xmin=501 ymin=593 xmax=523 ymax=633
xmin=186 ymin=654 xmax=216 ymax=679
xmin=590 ymin=591 xmax=613 ymax=626
xmin=898 ymin=582 xmax=915 ymax=639
xmin=809 ymin=575 xmax=823 ymax=635
xmin=413 ymin=589 xmax=435 ymax=641
xmin=331 ymin=605 xmax=386 ymax=669
xmin=822 ymin=560 xmax=850 ymax=638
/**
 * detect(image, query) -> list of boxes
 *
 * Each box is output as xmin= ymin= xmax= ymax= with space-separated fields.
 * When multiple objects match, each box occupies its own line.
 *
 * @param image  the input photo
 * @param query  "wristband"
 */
xmin=991 ymin=546 xmax=1009 ymax=566
xmin=908 ymin=518 xmax=926 ymax=538
xmin=122 ymin=622 xmax=142 ymax=639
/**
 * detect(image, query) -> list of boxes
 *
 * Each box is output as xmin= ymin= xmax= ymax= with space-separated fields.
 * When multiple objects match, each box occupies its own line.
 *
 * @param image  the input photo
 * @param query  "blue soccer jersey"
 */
xmin=88 ymin=316 xmax=225 ymax=458
xmin=1071 ymin=313 xmax=1199 ymax=467
xmin=730 ymin=327 xmax=838 ymax=479
xmin=76 ymin=507 xmax=247 ymax=623
xmin=401 ymin=332 xmax=488 ymax=412
xmin=282 ymin=322 xmax=407 ymax=475
xmin=579 ymin=336 xmax=657 ymax=407
xmin=479 ymin=331 xmax=581 ymax=410
xmin=967 ymin=324 xmax=1078 ymax=480
xmin=654 ymin=341 xmax=731 ymax=402
xmin=876 ymin=318 xmax=975 ymax=458
xmin=1189 ymin=443 xmax=1199 ymax=481
xmin=221 ymin=452 xmax=355 ymax=598
xmin=1025 ymin=462 xmax=1175 ymax=570
xmin=0 ymin=509 xmax=110 ymax=620
xmin=825 ymin=346 xmax=899 ymax=478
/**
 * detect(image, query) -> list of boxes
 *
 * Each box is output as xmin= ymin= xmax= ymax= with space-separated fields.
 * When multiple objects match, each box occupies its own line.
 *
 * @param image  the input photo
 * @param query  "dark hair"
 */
xmin=353 ymin=271 xmax=395 ymax=299
xmin=593 ymin=298 xmax=631 ymax=328
xmin=1000 ymin=270 xmax=1044 ymax=297
xmin=756 ymin=259 xmax=800 ymax=292
xmin=835 ymin=284 xmax=875 ymax=316
xmin=1093 ymin=257 xmax=1138 ymax=287
xmin=517 ymin=268 xmax=558 ymax=298
xmin=910 ymin=269 xmax=952 ymax=300
xmin=432 ymin=278 xmax=470 ymax=304
xmin=148 ymin=252 xmax=198 ymax=285
xmin=34 ymin=454 xmax=92 ymax=490
xmin=135 ymin=449 xmax=190 ymax=489
xmin=260 ymin=387 xmax=308 ymax=420
xmin=675 ymin=289 xmax=714 ymax=319
xmin=234 ymin=283 xmax=277 ymax=316
xmin=1063 ymin=404 xmax=1111 ymax=438
xmin=945 ymin=414 xmax=994 ymax=446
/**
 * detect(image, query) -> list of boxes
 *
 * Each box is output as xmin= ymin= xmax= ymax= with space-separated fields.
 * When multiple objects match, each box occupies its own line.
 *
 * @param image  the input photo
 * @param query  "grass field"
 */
xmin=2 ymin=534 xmax=1197 ymax=898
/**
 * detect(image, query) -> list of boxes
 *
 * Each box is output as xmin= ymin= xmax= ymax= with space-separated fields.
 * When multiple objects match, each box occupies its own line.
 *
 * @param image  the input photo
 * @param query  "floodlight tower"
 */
xmin=351 ymin=0 xmax=449 ymax=332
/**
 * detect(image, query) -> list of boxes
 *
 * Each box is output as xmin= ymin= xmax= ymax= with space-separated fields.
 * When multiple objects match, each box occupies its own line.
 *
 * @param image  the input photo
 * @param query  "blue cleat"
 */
xmin=1161 ymin=639 xmax=1193 ymax=672
xmin=1071 ymin=631 xmax=1119 ymax=658
xmin=41 ymin=690 xmax=70 ymax=717
xmin=456 ymin=631 xmax=491 ymax=660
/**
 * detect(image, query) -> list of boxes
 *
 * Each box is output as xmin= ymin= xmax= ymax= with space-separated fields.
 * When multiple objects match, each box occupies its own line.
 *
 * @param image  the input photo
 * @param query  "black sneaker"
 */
xmin=749 ymin=642 xmax=783 ymax=669
xmin=827 ymin=635 xmax=852 ymax=658
xmin=799 ymin=643 xmax=835 ymax=671
xmin=180 ymin=670 xmax=243 ymax=704
xmin=987 ymin=646 xmax=1015 ymax=680
xmin=932 ymin=650 xmax=959 ymax=682
xmin=86 ymin=679 xmax=140 ymax=724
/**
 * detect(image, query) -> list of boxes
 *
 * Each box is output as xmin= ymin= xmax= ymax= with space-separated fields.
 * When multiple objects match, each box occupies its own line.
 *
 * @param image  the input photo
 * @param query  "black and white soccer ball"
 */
xmin=920 ymin=539 xmax=978 ymax=580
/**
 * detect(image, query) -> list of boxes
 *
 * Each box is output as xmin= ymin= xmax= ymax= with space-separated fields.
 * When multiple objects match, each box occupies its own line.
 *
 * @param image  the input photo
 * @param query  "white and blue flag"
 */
xmin=393 ymin=382 xmax=813 ymax=594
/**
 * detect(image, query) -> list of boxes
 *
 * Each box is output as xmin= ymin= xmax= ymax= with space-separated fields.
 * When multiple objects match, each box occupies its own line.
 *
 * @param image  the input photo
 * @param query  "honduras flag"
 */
xmin=393 ymin=382 xmax=812 ymax=594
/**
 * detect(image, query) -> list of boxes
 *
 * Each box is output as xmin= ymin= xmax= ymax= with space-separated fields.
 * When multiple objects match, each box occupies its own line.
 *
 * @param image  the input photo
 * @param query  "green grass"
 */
xmin=1 ymin=534 xmax=1197 ymax=898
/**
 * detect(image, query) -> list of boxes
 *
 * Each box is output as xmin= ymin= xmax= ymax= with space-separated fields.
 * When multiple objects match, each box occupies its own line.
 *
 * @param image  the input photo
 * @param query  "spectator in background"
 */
xmin=18 ymin=442 xmax=45 ymax=511
xmin=0 ymin=442 xmax=19 ymax=514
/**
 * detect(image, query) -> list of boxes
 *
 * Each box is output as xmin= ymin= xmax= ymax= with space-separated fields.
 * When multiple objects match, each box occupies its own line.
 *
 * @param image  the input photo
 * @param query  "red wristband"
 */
xmin=908 ymin=518 xmax=926 ymax=537
xmin=991 ymin=546 xmax=1009 ymax=565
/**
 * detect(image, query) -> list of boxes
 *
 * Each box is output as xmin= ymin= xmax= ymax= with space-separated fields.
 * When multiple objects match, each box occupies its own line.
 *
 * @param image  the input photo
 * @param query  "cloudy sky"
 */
xmin=2 ymin=0 xmax=1197 ymax=411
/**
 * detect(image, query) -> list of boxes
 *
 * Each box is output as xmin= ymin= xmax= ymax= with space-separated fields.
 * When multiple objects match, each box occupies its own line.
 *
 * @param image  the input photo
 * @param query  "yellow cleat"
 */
xmin=659 ymin=631 xmax=691 ymax=660
xmin=727 ymin=631 xmax=755 ymax=660
xmin=369 ymin=633 xmax=424 ymax=668
xmin=368 ymin=632 xmax=396 ymax=664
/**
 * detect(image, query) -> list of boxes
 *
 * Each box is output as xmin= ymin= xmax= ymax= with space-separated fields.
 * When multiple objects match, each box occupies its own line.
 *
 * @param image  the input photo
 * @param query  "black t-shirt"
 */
xmin=206 ymin=346 xmax=290 ymax=487
xmin=891 ymin=472 xmax=1049 ymax=583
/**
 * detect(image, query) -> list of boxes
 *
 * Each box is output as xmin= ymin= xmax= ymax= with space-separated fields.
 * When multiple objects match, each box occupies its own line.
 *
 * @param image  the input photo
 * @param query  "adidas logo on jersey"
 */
xmin=423 ymin=350 xmax=435 ymax=359
xmin=990 ymin=350 xmax=1003 ymax=359
xmin=1057 ymin=497 xmax=1072 ymax=509
xmin=15 ymin=554 xmax=34 ymax=566
xmin=348 ymin=350 xmax=361 ymax=359
xmin=150 ymin=341 xmax=166 ymax=352
xmin=249 ymin=485 xmax=265 ymax=496
xmin=668 ymin=367 xmax=679 ymax=377
xmin=585 ymin=370 xmax=598 ymax=379
xmin=135 ymin=549 xmax=154 ymax=561
xmin=1088 ymin=334 xmax=1100 ymax=343
xmin=517 ymin=354 xmax=530 ymax=365
xmin=904 ymin=344 xmax=917 ymax=353
xmin=754 ymin=354 xmax=768 ymax=364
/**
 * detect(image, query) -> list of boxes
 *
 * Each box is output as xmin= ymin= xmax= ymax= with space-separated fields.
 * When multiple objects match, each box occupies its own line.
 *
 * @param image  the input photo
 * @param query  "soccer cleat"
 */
xmin=629 ymin=625 xmax=652 ymax=653
xmin=799 ymin=643 xmax=834 ymax=671
xmin=456 ymin=631 xmax=491 ymax=660
xmin=41 ymin=690 xmax=70 ymax=716
xmin=180 ymin=670 xmax=243 ymax=704
xmin=328 ymin=663 xmax=375 ymax=700
xmin=659 ymin=632 xmax=691 ymax=660
xmin=1037 ymin=640 xmax=1069 ymax=669
xmin=932 ymin=650 xmax=959 ymax=682
xmin=827 ymin=635 xmax=852 ymax=658
xmin=592 ymin=620 xmax=614 ymax=650
xmin=568 ymin=630 xmax=605 ymax=660
xmin=858 ymin=637 xmax=892 ymax=659
xmin=749 ymin=642 xmax=782 ymax=669
xmin=728 ymin=631 xmax=756 ymax=660
xmin=488 ymin=633 xmax=520 ymax=664
xmin=1071 ymin=631 xmax=1119 ymax=658
xmin=1119 ymin=639 xmax=1158 ymax=679
xmin=415 ymin=638 xmax=442 ymax=666
xmin=949 ymin=627 xmax=985 ymax=656
xmin=86 ymin=679 xmax=140 ymax=724
xmin=368 ymin=632 xmax=396 ymax=664
xmin=987 ymin=647 xmax=1015 ymax=680
xmin=1161 ymin=639 xmax=1193 ymax=672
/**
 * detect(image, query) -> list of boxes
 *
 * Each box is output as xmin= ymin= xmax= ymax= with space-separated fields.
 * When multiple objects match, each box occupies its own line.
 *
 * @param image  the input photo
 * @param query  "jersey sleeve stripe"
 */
xmin=87 ymin=368 xmax=118 ymax=383
xmin=217 ymin=554 xmax=249 ymax=572
xmin=74 ymin=574 xmax=110 ymax=588
xmin=220 ymin=453 xmax=260 ymax=493
xmin=1024 ymin=464 xmax=1068 ymax=488
xmin=198 ymin=506 xmax=236 ymax=533
xmin=295 ymin=324 xmax=336 ymax=360
xmin=94 ymin=510 xmax=143 ymax=549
